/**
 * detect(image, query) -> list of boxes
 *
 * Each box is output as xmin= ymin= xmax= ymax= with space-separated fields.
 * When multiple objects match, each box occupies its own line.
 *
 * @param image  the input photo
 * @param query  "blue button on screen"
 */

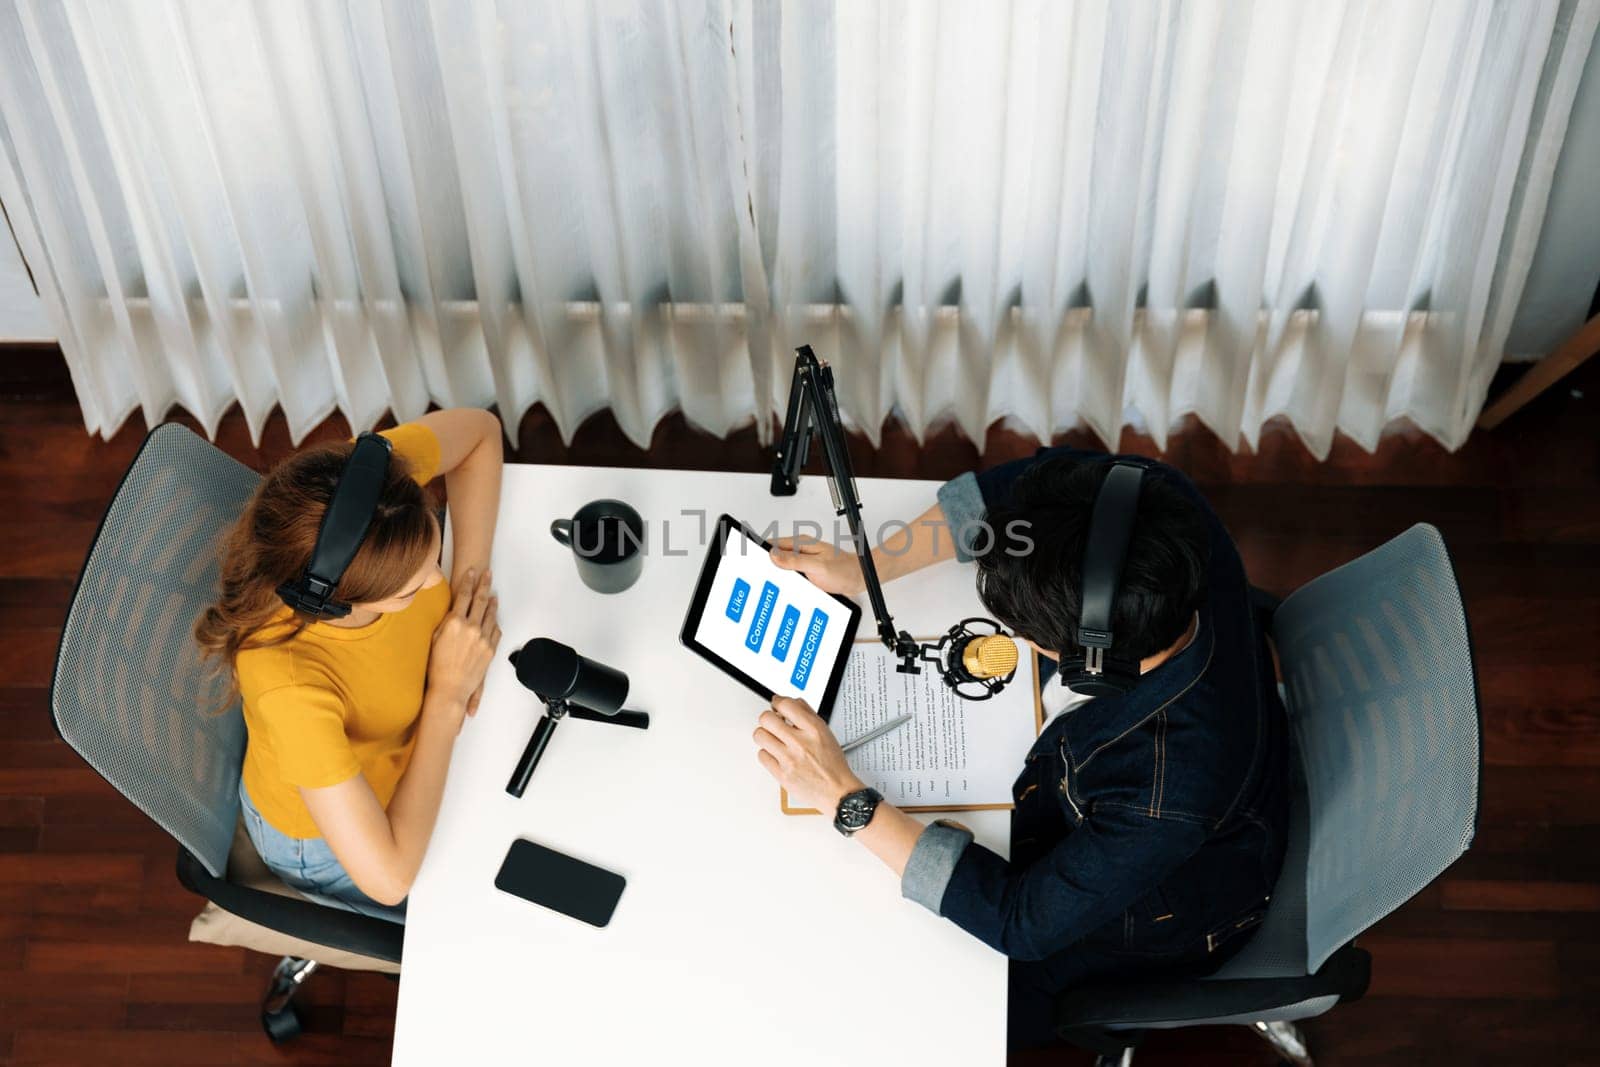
xmin=726 ymin=578 xmax=750 ymax=621
xmin=770 ymin=605 xmax=801 ymax=661
xmin=790 ymin=608 xmax=829 ymax=688
xmin=745 ymin=581 xmax=780 ymax=652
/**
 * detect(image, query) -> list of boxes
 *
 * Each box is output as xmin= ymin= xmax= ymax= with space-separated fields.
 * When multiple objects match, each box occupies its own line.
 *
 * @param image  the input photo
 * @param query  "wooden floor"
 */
xmin=2 ymin=348 xmax=1597 ymax=1066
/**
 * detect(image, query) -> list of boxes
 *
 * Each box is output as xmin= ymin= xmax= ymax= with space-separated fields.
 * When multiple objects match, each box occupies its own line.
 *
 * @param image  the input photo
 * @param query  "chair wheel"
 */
xmin=261 ymin=1004 xmax=303 ymax=1043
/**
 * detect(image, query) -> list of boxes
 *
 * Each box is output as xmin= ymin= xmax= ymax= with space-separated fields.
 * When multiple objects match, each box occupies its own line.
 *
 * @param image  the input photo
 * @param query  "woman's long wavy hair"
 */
xmin=194 ymin=439 xmax=437 ymax=706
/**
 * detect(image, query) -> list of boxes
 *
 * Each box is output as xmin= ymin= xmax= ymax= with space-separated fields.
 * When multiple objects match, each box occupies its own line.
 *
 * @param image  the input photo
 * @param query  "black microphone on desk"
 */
xmin=513 ymin=637 xmax=630 ymax=712
xmin=506 ymin=638 xmax=649 ymax=798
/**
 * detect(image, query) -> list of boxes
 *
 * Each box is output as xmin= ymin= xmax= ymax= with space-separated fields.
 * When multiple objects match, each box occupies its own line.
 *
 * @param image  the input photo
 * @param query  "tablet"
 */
xmin=680 ymin=515 xmax=862 ymax=721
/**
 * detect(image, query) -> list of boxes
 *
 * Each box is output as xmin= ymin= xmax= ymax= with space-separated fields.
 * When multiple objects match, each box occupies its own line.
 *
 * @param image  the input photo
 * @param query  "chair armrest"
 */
xmin=1054 ymin=944 xmax=1370 ymax=1034
xmin=176 ymin=847 xmax=405 ymax=965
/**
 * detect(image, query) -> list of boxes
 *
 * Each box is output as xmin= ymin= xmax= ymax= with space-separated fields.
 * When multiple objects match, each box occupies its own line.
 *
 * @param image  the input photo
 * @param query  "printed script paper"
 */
xmin=828 ymin=639 xmax=1039 ymax=810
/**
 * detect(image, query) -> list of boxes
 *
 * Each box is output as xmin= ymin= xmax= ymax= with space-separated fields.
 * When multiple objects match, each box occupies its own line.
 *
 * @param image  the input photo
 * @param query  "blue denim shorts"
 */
xmin=239 ymin=779 xmax=407 ymax=925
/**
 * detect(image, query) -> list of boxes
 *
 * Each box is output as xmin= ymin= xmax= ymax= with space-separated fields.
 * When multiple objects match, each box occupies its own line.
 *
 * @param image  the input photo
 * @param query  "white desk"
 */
xmin=393 ymin=465 xmax=1009 ymax=1066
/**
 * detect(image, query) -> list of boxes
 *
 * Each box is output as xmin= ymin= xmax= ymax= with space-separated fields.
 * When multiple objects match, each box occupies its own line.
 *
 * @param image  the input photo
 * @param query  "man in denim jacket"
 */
xmin=755 ymin=447 xmax=1290 ymax=1049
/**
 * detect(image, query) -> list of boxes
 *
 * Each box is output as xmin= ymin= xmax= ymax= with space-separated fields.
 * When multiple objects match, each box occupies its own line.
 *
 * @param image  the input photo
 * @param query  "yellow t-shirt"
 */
xmin=237 ymin=422 xmax=452 ymax=838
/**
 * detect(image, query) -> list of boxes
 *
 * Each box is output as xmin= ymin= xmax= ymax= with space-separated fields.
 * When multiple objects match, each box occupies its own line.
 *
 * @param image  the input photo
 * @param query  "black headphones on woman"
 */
xmin=276 ymin=432 xmax=393 ymax=620
xmin=1057 ymin=460 xmax=1149 ymax=697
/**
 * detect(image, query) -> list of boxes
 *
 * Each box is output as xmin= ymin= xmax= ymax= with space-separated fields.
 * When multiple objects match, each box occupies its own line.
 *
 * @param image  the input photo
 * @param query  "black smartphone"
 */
xmin=494 ymin=838 xmax=626 ymax=928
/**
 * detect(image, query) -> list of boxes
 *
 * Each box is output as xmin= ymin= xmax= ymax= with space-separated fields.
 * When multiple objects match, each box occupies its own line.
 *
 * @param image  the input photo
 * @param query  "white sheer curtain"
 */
xmin=0 ymin=0 xmax=765 ymax=445
xmin=764 ymin=0 xmax=1599 ymax=455
xmin=1 ymin=1 xmax=1594 ymax=457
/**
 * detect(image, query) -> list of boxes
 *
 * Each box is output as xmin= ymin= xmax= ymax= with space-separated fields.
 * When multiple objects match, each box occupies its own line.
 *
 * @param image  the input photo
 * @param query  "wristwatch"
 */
xmin=833 ymin=787 xmax=883 ymax=837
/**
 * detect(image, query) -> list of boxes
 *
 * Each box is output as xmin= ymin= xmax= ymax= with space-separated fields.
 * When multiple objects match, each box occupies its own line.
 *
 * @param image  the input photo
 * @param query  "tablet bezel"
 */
xmin=679 ymin=514 xmax=862 ymax=722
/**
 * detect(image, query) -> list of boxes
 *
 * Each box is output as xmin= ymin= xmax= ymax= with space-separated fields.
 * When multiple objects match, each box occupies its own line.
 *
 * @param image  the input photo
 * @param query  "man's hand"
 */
xmin=752 ymin=696 xmax=866 ymax=815
xmin=768 ymin=536 xmax=868 ymax=597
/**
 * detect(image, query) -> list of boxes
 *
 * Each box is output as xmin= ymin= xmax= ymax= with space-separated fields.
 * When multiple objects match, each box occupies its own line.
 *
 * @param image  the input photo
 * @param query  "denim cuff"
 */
xmin=936 ymin=471 xmax=988 ymax=563
xmin=901 ymin=821 xmax=974 ymax=914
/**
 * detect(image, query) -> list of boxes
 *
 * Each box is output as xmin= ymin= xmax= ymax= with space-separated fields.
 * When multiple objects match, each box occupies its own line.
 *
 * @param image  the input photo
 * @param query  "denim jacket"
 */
xmin=899 ymin=447 xmax=1290 ymax=966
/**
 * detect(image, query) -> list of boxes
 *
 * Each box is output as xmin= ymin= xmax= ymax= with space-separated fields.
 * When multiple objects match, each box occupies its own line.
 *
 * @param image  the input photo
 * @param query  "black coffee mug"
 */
xmin=551 ymin=499 xmax=645 ymax=595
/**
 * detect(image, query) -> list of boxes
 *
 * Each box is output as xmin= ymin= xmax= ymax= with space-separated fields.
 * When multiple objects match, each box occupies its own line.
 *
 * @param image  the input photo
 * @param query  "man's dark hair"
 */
xmin=975 ymin=458 xmax=1210 ymax=663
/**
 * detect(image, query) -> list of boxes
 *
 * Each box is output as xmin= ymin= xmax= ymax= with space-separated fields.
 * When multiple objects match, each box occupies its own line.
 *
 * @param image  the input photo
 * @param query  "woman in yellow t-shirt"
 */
xmin=195 ymin=409 xmax=504 ymax=922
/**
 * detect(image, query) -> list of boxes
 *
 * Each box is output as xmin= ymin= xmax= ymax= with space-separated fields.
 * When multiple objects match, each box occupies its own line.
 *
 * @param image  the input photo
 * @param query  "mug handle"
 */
xmin=551 ymin=519 xmax=572 ymax=546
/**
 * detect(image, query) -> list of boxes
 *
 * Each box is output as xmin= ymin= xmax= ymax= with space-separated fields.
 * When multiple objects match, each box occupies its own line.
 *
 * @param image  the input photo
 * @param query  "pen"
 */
xmin=840 ymin=713 xmax=914 ymax=753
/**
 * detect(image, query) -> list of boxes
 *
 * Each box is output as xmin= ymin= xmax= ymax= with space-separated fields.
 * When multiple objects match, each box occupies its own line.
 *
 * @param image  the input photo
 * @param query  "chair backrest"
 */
xmin=1271 ymin=523 xmax=1480 ymax=972
xmin=51 ymin=423 xmax=261 ymax=877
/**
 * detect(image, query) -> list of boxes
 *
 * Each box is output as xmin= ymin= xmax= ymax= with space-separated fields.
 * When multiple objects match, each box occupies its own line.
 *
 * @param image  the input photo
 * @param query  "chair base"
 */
xmin=1253 ymin=1019 xmax=1312 ymax=1066
xmin=261 ymin=956 xmax=318 ymax=1044
xmin=1087 ymin=1020 xmax=1311 ymax=1067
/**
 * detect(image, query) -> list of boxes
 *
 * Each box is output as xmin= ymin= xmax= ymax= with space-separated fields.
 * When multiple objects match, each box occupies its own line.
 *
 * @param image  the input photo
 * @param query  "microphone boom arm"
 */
xmin=771 ymin=346 xmax=923 ymax=674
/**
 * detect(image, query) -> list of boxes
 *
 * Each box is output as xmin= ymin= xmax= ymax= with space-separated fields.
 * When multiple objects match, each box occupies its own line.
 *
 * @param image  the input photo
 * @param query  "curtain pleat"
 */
xmin=62 ymin=1 xmax=220 ymax=439
xmin=0 ymin=0 xmax=1593 ymax=456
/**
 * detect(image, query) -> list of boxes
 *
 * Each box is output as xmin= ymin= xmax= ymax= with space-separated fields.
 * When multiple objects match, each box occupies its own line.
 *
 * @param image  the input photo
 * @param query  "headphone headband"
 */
xmin=1060 ymin=460 xmax=1146 ymax=696
xmin=276 ymin=432 xmax=393 ymax=619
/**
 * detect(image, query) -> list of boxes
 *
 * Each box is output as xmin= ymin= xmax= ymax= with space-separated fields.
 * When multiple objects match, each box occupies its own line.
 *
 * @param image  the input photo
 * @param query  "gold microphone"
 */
xmin=922 ymin=618 xmax=1020 ymax=698
xmin=961 ymin=633 xmax=1020 ymax=680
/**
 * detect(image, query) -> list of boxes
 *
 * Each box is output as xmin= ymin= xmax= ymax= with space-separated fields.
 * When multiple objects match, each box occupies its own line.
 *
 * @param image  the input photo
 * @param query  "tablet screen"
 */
xmin=687 ymin=521 xmax=856 ymax=711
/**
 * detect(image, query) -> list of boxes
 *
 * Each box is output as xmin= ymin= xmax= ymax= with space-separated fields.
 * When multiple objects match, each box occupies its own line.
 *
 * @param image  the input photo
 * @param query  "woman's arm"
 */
xmin=414 ymin=408 xmax=504 ymax=587
xmin=297 ymin=696 xmax=466 ymax=906
xmin=768 ymin=500 xmax=957 ymax=596
xmin=299 ymin=569 xmax=500 ymax=905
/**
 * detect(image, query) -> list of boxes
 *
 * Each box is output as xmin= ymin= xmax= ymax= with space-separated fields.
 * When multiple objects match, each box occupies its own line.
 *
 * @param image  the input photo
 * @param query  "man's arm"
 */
xmin=902 ymin=803 xmax=1205 ymax=960
xmin=769 ymin=500 xmax=958 ymax=595
xmin=752 ymin=696 xmax=925 ymax=871
xmin=770 ymin=445 xmax=1112 ymax=591
xmin=754 ymin=695 xmax=1204 ymax=961
xmin=938 ymin=444 xmax=1109 ymax=562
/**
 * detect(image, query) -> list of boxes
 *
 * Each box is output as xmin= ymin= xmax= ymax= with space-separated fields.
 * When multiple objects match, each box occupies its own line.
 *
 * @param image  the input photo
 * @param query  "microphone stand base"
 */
xmin=506 ymin=699 xmax=651 ymax=799
xmin=567 ymin=704 xmax=649 ymax=730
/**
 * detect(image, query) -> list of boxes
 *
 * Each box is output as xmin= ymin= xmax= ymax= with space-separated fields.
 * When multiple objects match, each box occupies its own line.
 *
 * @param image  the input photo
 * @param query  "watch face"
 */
xmin=840 ymin=794 xmax=873 ymax=829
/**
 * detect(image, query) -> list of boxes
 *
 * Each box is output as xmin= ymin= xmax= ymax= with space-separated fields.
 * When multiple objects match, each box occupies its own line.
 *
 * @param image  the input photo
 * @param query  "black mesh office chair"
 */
xmin=1056 ymin=524 xmax=1481 ymax=1066
xmin=50 ymin=423 xmax=403 ymax=1043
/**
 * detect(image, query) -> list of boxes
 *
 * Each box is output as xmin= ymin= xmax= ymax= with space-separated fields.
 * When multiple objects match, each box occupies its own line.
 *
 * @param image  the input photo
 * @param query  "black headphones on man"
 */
xmin=1057 ymin=460 xmax=1149 ymax=697
xmin=276 ymin=432 xmax=394 ymax=620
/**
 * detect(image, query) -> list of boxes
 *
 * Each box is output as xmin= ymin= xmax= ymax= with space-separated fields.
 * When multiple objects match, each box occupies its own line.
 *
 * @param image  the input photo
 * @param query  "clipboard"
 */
xmin=781 ymin=636 xmax=1045 ymax=815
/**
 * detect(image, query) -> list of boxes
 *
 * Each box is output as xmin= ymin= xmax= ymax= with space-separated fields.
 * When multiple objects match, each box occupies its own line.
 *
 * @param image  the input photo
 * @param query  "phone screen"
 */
xmin=494 ymin=839 xmax=625 ymax=928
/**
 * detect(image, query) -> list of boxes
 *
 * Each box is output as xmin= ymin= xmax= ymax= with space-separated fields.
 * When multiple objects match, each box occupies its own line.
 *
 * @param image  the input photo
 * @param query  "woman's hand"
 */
xmin=426 ymin=567 xmax=501 ymax=725
xmin=752 ymin=696 xmax=866 ymax=815
xmin=768 ymin=536 xmax=868 ymax=597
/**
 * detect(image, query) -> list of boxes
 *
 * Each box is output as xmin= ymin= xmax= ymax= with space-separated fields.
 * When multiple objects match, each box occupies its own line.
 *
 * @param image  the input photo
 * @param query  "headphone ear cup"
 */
xmin=275 ymin=580 xmax=352 ymax=620
xmin=1057 ymin=653 xmax=1140 ymax=698
xmin=1063 ymin=674 xmax=1133 ymax=698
